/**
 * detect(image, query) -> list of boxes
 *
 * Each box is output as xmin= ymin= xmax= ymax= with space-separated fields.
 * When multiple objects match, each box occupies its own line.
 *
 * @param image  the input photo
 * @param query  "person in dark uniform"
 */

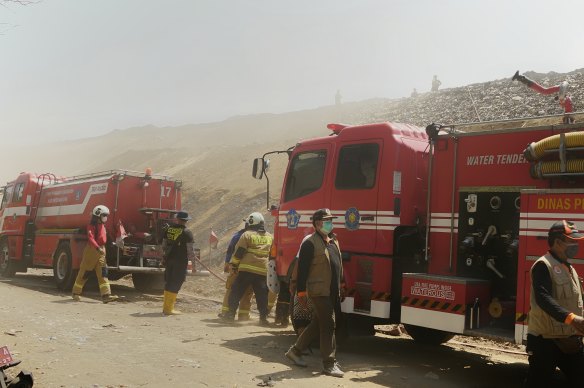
xmin=525 ymin=220 xmax=584 ymax=387
xmin=162 ymin=211 xmax=195 ymax=315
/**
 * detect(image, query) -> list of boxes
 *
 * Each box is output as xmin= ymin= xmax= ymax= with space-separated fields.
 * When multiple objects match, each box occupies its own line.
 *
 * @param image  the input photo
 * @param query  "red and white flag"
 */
xmin=116 ymin=220 xmax=128 ymax=248
xmin=209 ymin=230 xmax=219 ymax=249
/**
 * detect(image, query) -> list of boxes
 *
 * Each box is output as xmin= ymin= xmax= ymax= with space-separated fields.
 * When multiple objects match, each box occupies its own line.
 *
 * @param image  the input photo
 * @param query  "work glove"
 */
xmin=570 ymin=315 xmax=584 ymax=335
xmin=297 ymin=293 xmax=307 ymax=308
xmin=223 ymin=263 xmax=231 ymax=273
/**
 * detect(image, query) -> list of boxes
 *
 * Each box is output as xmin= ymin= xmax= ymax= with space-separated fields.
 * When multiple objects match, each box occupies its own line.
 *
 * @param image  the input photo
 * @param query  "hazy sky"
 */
xmin=1 ymin=0 xmax=583 ymax=145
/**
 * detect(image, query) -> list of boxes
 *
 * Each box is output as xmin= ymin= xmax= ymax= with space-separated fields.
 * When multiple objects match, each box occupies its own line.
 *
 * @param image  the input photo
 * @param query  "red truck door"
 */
xmin=329 ymin=140 xmax=382 ymax=251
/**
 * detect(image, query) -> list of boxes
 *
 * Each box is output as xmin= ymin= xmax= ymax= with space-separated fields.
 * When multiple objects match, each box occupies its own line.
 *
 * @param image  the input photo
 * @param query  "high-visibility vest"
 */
xmin=528 ymin=253 xmax=583 ymax=338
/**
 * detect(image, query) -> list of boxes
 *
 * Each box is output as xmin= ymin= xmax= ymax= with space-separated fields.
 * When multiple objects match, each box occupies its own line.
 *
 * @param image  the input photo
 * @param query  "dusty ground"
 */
xmin=0 ymin=268 xmax=534 ymax=388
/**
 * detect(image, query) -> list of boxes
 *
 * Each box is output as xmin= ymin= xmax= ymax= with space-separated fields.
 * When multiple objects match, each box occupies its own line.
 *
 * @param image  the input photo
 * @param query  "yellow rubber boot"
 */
xmin=162 ymin=291 xmax=173 ymax=315
xmin=164 ymin=291 xmax=182 ymax=315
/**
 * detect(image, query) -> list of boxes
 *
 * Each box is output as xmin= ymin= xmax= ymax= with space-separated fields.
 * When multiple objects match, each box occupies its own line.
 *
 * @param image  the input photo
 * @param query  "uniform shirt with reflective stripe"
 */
xmin=230 ymin=229 xmax=273 ymax=274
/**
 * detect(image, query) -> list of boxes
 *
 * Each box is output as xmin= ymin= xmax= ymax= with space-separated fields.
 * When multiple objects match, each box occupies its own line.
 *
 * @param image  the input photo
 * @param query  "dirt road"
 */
xmin=0 ymin=270 xmax=529 ymax=388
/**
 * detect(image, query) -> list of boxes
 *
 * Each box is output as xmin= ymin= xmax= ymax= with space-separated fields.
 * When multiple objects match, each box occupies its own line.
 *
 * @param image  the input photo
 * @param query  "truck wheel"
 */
xmin=53 ymin=244 xmax=77 ymax=290
xmin=403 ymin=324 xmax=454 ymax=345
xmin=0 ymin=240 xmax=16 ymax=278
xmin=132 ymin=273 xmax=165 ymax=293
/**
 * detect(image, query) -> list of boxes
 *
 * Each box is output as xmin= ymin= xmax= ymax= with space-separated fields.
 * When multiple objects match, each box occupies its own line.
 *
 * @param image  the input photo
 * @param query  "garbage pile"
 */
xmin=349 ymin=69 xmax=584 ymax=126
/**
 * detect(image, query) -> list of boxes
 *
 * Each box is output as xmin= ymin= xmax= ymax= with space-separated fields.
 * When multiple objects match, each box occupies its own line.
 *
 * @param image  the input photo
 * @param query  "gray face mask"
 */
xmin=565 ymin=243 xmax=579 ymax=259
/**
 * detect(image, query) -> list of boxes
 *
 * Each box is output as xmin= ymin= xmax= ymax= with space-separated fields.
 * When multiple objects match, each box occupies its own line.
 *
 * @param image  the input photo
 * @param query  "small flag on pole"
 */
xmin=209 ymin=230 xmax=219 ymax=249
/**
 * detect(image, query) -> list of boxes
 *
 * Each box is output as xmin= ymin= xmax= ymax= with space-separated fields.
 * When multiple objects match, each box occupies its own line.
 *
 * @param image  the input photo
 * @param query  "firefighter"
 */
xmin=285 ymin=208 xmax=345 ymax=378
xmin=525 ymin=220 xmax=584 ymax=387
xmin=218 ymin=220 xmax=254 ymax=320
xmin=222 ymin=212 xmax=273 ymax=326
xmin=72 ymin=205 xmax=119 ymax=303
xmin=162 ymin=211 xmax=195 ymax=315
xmin=512 ymin=70 xmax=575 ymax=124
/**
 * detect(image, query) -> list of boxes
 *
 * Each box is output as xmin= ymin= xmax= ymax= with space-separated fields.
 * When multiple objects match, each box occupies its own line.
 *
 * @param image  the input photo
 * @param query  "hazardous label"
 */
xmin=466 ymin=153 xmax=527 ymax=166
xmin=0 ymin=346 xmax=13 ymax=367
xmin=411 ymin=281 xmax=455 ymax=300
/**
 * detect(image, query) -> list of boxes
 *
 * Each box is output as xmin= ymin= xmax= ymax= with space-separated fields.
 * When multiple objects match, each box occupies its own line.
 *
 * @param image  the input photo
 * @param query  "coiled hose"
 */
xmin=524 ymin=132 xmax=584 ymax=161
xmin=531 ymin=159 xmax=584 ymax=179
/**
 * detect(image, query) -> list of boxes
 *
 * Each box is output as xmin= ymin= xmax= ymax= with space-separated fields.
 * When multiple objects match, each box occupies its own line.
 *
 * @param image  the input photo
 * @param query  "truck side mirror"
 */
xmin=252 ymin=158 xmax=264 ymax=179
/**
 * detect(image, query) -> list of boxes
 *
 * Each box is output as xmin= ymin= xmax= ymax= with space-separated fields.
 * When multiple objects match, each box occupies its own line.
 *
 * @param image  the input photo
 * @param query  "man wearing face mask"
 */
xmin=525 ymin=220 xmax=584 ymax=387
xmin=72 ymin=205 xmax=119 ymax=303
xmin=285 ymin=208 xmax=345 ymax=378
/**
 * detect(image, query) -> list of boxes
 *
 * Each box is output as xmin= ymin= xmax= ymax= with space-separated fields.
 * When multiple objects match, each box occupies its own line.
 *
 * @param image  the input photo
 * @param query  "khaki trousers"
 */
xmin=221 ymin=271 xmax=253 ymax=319
xmin=294 ymin=296 xmax=336 ymax=367
xmin=72 ymin=245 xmax=111 ymax=296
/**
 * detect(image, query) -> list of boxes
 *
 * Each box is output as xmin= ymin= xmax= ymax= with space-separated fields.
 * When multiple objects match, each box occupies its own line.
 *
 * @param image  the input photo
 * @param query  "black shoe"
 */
xmin=259 ymin=316 xmax=270 ymax=326
xmin=220 ymin=314 xmax=235 ymax=323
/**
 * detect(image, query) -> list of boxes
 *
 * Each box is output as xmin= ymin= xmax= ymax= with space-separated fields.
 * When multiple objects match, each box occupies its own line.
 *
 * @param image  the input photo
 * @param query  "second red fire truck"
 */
xmin=254 ymin=114 xmax=584 ymax=344
xmin=0 ymin=169 xmax=187 ymax=291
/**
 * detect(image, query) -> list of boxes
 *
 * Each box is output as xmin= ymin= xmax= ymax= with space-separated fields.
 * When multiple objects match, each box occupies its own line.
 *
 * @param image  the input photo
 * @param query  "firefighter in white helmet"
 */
xmin=72 ymin=205 xmax=119 ymax=303
xmin=222 ymin=212 xmax=273 ymax=326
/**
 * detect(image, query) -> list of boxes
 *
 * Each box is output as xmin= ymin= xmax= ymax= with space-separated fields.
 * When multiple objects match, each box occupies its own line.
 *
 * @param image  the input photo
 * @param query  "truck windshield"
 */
xmin=1 ymin=186 xmax=13 ymax=209
xmin=284 ymin=150 xmax=327 ymax=202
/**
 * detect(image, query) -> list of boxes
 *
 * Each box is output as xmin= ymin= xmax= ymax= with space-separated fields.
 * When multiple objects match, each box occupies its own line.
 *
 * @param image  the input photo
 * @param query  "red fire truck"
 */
xmin=0 ymin=169 xmax=185 ymax=291
xmin=253 ymin=115 xmax=584 ymax=344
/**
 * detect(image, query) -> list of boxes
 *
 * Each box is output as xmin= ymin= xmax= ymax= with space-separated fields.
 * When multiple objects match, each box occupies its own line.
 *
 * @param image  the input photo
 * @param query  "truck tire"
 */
xmin=0 ymin=240 xmax=16 ymax=278
xmin=403 ymin=324 xmax=454 ymax=345
xmin=132 ymin=273 xmax=165 ymax=293
xmin=53 ymin=244 xmax=77 ymax=290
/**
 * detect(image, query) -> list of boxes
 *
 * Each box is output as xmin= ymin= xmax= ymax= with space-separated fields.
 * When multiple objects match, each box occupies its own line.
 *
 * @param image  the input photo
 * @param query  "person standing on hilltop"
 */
xmin=431 ymin=75 xmax=441 ymax=92
xmin=512 ymin=70 xmax=575 ymax=124
xmin=72 ymin=205 xmax=119 ymax=303
xmin=218 ymin=219 xmax=254 ymax=320
xmin=161 ymin=211 xmax=195 ymax=315
xmin=222 ymin=212 xmax=273 ymax=326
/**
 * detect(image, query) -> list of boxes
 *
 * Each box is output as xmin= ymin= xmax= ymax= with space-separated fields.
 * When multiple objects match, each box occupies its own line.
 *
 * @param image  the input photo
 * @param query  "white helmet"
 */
xmin=92 ymin=205 xmax=110 ymax=217
xmin=246 ymin=212 xmax=264 ymax=226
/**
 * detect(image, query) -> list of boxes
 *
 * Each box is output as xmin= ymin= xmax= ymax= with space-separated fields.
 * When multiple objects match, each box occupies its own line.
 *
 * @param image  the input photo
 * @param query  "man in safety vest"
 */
xmin=526 ymin=220 xmax=584 ymax=387
xmin=285 ymin=208 xmax=345 ymax=378
xmin=223 ymin=212 xmax=273 ymax=326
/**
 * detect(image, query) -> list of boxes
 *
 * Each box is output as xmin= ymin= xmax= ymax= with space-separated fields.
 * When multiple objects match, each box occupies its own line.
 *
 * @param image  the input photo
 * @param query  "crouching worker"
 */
xmin=162 ymin=211 xmax=195 ymax=315
xmin=72 ymin=205 xmax=119 ymax=303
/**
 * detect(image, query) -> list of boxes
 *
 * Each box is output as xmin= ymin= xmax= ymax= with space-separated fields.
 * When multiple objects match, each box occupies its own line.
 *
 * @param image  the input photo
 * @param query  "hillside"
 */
xmin=3 ymin=68 xmax=583 ymax=260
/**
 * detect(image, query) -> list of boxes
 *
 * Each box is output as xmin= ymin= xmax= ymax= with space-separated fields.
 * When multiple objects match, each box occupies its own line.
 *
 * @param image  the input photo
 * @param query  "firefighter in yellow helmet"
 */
xmin=222 ymin=212 xmax=273 ymax=326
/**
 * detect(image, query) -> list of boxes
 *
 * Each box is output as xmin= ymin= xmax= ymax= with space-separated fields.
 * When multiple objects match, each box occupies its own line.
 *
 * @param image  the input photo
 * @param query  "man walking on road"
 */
xmin=285 ymin=208 xmax=345 ymax=378
xmin=525 ymin=220 xmax=584 ymax=387
xmin=72 ymin=205 xmax=118 ymax=303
